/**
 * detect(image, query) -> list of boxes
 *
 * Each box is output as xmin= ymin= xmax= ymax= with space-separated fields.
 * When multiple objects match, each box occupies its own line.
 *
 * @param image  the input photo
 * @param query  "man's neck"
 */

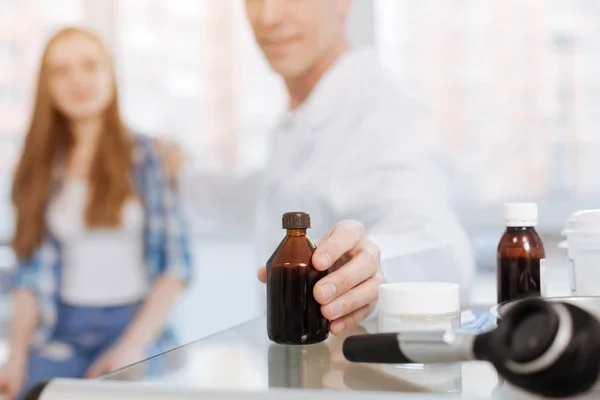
xmin=285 ymin=41 xmax=349 ymax=111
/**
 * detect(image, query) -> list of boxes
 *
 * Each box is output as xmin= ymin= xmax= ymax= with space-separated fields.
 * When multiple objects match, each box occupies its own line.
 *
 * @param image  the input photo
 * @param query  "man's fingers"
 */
xmin=313 ymin=220 xmax=365 ymax=271
xmin=314 ymin=250 xmax=377 ymax=304
xmin=319 ymin=276 xmax=380 ymax=321
xmin=257 ymin=266 xmax=267 ymax=284
xmin=329 ymin=301 xmax=377 ymax=335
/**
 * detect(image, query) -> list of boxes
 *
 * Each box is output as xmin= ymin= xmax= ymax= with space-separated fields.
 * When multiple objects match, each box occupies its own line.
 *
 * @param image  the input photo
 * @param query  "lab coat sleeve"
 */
xmin=175 ymin=157 xmax=265 ymax=236
xmin=330 ymin=95 xmax=475 ymax=300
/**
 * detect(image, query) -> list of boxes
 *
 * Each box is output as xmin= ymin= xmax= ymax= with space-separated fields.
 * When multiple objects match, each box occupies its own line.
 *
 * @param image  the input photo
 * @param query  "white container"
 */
xmin=378 ymin=282 xmax=461 ymax=381
xmin=378 ymin=282 xmax=461 ymax=333
xmin=560 ymin=210 xmax=600 ymax=296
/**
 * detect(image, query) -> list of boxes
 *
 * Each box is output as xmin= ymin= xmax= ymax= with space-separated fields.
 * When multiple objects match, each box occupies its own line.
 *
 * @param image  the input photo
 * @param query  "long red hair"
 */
xmin=11 ymin=27 xmax=135 ymax=260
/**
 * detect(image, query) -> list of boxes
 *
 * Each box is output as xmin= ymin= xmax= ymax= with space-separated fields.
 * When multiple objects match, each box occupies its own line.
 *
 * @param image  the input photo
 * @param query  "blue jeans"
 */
xmin=18 ymin=302 xmax=140 ymax=399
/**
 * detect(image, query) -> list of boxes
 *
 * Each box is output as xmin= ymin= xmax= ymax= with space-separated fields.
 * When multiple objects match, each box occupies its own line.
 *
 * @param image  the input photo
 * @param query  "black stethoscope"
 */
xmin=343 ymin=298 xmax=600 ymax=398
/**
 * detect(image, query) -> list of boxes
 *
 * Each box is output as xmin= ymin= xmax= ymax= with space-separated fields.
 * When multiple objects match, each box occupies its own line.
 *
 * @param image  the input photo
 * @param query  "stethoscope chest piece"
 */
xmin=482 ymin=298 xmax=600 ymax=398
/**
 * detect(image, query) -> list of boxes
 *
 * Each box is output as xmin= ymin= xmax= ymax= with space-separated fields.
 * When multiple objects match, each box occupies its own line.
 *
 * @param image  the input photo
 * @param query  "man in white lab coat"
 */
xmin=166 ymin=0 xmax=475 ymax=334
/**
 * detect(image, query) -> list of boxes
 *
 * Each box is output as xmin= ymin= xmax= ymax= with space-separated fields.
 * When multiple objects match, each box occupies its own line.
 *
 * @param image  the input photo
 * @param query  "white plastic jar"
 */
xmin=560 ymin=209 xmax=600 ymax=296
xmin=377 ymin=282 xmax=462 ymax=391
xmin=378 ymin=282 xmax=461 ymax=333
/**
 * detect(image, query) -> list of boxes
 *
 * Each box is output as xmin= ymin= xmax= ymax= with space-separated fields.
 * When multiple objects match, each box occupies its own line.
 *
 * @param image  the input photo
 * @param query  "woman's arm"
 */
xmin=84 ymin=275 xmax=187 ymax=378
xmin=155 ymin=139 xmax=263 ymax=235
xmin=0 ymin=289 xmax=39 ymax=400
xmin=114 ymin=275 xmax=185 ymax=351
xmin=84 ymin=276 xmax=188 ymax=379
xmin=8 ymin=288 xmax=39 ymax=361
xmin=6 ymin=242 xmax=51 ymax=361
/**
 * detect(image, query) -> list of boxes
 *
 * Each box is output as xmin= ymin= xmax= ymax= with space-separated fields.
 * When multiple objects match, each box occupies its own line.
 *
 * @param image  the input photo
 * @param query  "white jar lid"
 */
xmin=562 ymin=209 xmax=600 ymax=235
xmin=504 ymin=202 xmax=538 ymax=227
xmin=379 ymin=282 xmax=460 ymax=316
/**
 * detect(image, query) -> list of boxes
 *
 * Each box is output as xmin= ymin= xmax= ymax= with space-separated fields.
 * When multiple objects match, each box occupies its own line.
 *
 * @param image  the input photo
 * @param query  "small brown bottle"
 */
xmin=267 ymin=212 xmax=329 ymax=345
xmin=497 ymin=203 xmax=546 ymax=304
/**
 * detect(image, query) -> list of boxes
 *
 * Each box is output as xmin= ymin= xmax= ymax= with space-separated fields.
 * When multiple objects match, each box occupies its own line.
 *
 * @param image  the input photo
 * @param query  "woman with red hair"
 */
xmin=0 ymin=27 xmax=192 ymax=399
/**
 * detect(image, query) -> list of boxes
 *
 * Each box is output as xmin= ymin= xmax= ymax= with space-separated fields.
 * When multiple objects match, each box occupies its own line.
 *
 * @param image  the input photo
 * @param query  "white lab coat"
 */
xmin=181 ymin=48 xmax=475 ymax=303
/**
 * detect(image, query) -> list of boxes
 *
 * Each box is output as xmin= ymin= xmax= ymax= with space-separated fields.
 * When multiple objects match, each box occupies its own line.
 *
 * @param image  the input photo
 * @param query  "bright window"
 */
xmin=0 ymin=0 xmax=85 ymax=240
xmin=375 ymin=0 xmax=600 ymax=202
xmin=0 ymin=0 xmax=286 ymax=238
xmin=113 ymin=0 xmax=285 ymax=172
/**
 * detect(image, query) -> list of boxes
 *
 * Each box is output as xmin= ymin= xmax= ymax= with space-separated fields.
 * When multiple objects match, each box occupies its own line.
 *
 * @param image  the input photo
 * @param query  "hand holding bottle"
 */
xmin=259 ymin=219 xmax=384 ymax=335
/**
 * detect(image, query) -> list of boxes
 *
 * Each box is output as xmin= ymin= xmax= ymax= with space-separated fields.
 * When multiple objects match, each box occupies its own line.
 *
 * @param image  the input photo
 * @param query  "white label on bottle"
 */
xmin=540 ymin=258 xmax=547 ymax=297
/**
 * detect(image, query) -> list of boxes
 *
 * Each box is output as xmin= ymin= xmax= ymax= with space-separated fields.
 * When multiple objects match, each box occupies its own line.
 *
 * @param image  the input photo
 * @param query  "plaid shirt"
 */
xmin=9 ymin=134 xmax=192 ymax=356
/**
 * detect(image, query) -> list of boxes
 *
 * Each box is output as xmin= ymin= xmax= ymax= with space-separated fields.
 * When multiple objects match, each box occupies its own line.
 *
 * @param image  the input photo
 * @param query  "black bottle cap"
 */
xmin=282 ymin=212 xmax=311 ymax=229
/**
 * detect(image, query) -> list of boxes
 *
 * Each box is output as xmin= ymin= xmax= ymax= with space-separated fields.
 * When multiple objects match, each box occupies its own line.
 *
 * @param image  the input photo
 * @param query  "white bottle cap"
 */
xmin=378 ymin=282 xmax=460 ymax=316
xmin=504 ymin=202 xmax=538 ymax=227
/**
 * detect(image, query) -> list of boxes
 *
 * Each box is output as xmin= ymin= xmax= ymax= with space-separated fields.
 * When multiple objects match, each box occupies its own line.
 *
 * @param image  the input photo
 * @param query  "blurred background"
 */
xmin=0 ymin=0 xmax=599 ymax=342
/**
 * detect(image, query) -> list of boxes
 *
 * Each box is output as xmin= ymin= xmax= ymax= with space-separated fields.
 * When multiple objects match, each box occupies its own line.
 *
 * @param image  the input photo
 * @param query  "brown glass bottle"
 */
xmin=497 ymin=203 xmax=546 ymax=304
xmin=267 ymin=212 xmax=329 ymax=345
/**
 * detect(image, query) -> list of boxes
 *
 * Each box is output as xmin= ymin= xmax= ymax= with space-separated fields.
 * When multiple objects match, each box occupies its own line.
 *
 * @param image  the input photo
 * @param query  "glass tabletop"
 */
xmin=102 ymin=316 xmax=503 ymax=397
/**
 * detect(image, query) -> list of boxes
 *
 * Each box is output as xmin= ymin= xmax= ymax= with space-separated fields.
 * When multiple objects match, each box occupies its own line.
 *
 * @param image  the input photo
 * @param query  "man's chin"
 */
xmin=267 ymin=60 xmax=306 ymax=80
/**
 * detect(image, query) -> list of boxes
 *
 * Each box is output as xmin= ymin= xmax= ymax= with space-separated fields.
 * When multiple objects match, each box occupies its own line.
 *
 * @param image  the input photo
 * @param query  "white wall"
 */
xmin=171 ymin=239 xmax=259 ymax=343
xmin=84 ymin=0 xmax=115 ymax=46
xmin=347 ymin=0 xmax=375 ymax=47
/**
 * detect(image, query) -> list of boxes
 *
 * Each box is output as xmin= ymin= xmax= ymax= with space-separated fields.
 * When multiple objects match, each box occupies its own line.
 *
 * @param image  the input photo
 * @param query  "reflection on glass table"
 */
xmin=102 ymin=316 xmax=500 ymax=396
